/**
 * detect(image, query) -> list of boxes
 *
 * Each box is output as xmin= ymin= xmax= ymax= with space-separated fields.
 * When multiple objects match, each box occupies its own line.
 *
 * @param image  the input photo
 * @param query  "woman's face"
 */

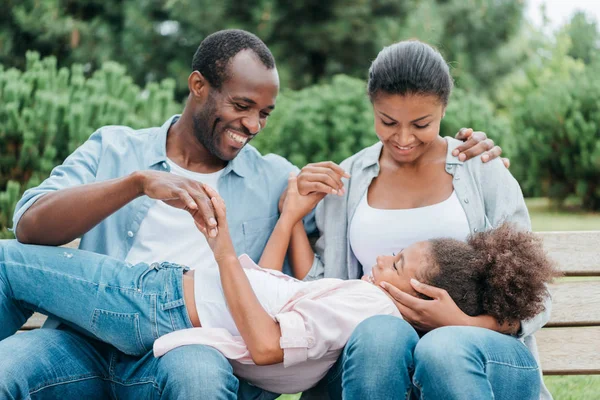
xmin=364 ymin=241 xmax=431 ymax=295
xmin=372 ymin=93 xmax=445 ymax=164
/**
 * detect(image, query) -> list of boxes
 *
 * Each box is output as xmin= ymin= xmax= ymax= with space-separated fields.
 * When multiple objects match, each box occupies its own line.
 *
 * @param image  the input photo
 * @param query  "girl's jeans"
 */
xmin=0 ymin=240 xmax=193 ymax=355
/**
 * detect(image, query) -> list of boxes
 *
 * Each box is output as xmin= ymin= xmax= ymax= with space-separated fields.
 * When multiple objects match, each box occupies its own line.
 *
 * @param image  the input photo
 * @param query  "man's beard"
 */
xmin=192 ymin=94 xmax=230 ymax=161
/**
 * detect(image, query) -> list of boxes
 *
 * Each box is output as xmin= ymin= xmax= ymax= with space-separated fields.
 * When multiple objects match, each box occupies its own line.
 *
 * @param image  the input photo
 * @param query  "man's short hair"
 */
xmin=192 ymin=29 xmax=275 ymax=90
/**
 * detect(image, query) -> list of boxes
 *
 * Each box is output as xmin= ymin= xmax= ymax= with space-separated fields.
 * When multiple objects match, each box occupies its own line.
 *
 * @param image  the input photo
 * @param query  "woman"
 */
xmin=295 ymin=40 xmax=552 ymax=399
xmin=0 ymin=178 xmax=554 ymax=395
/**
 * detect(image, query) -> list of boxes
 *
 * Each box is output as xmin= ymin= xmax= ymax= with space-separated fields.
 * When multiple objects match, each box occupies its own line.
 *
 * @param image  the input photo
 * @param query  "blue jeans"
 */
xmin=0 ymin=240 xmax=278 ymax=399
xmin=323 ymin=316 xmax=540 ymax=400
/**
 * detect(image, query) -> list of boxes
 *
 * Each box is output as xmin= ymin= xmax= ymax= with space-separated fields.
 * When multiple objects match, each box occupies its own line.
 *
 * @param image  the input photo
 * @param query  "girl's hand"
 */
xmin=281 ymin=173 xmax=325 ymax=224
xmin=195 ymin=184 xmax=236 ymax=262
xmin=379 ymin=279 xmax=470 ymax=332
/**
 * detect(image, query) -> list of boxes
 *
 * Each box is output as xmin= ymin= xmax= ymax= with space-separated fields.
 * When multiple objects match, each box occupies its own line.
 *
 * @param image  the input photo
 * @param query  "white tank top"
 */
xmin=194 ymin=265 xmax=307 ymax=336
xmin=349 ymin=191 xmax=471 ymax=276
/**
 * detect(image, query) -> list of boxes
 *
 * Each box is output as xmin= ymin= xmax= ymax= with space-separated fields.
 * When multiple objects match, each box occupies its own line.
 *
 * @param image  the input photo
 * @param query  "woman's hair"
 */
xmin=367 ymin=40 xmax=453 ymax=105
xmin=419 ymin=223 xmax=558 ymax=324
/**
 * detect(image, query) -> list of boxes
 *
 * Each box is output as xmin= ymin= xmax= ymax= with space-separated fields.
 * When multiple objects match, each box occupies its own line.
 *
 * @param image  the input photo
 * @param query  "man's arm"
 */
xmin=15 ymin=131 xmax=217 ymax=245
xmin=17 ymin=173 xmax=143 ymax=245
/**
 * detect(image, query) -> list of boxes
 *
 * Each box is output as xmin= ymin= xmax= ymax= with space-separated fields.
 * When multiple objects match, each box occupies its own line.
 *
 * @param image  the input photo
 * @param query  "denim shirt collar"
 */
xmin=145 ymin=115 xmax=248 ymax=178
xmin=357 ymin=137 xmax=464 ymax=174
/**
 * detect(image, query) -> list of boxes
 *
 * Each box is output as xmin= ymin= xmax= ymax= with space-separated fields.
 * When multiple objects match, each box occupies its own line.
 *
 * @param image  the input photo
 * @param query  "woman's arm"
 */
xmin=200 ymin=185 xmax=283 ymax=365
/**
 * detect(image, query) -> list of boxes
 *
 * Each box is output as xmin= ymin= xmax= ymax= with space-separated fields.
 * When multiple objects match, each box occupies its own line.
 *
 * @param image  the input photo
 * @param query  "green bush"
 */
xmin=498 ymin=34 xmax=600 ymax=210
xmin=0 ymin=52 xmax=181 ymax=237
xmin=441 ymin=88 xmax=513 ymax=151
xmin=253 ymin=75 xmax=377 ymax=167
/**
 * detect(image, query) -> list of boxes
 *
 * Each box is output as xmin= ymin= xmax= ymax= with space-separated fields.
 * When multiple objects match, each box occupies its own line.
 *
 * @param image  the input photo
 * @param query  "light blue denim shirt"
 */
xmin=305 ymin=137 xmax=552 ymax=400
xmin=13 ymin=115 xmax=304 ymax=267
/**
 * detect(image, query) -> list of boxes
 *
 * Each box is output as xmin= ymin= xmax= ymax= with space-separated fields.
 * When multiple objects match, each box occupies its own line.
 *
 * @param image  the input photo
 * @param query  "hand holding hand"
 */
xmin=297 ymin=161 xmax=350 ymax=196
xmin=453 ymin=128 xmax=510 ymax=168
xmin=281 ymin=173 xmax=325 ymax=223
xmin=380 ymin=279 xmax=470 ymax=332
xmin=138 ymin=170 xmax=217 ymax=236
xmin=194 ymin=184 xmax=236 ymax=262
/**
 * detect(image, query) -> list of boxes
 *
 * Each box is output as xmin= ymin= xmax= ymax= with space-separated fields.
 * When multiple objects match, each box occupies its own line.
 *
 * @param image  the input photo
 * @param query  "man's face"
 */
xmin=193 ymin=50 xmax=279 ymax=161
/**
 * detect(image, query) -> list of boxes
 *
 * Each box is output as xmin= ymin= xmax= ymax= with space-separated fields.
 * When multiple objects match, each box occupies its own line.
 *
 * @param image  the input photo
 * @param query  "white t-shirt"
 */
xmin=349 ymin=191 xmax=471 ymax=276
xmin=125 ymin=160 xmax=304 ymax=332
xmin=125 ymin=159 xmax=224 ymax=268
xmin=194 ymin=264 xmax=307 ymax=336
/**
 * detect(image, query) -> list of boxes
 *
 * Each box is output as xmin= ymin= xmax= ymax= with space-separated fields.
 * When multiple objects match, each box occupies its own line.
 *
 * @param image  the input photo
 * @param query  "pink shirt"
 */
xmin=153 ymin=254 xmax=402 ymax=394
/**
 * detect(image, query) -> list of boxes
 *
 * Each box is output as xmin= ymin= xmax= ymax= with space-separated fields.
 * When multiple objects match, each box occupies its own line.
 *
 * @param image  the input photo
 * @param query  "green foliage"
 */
xmin=563 ymin=11 xmax=600 ymax=65
xmin=0 ymin=0 xmax=526 ymax=96
xmin=0 ymin=52 xmax=180 ymax=235
xmin=441 ymin=88 xmax=512 ymax=150
xmin=498 ymin=32 xmax=600 ymax=210
xmin=253 ymin=75 xmax=376 ymax=167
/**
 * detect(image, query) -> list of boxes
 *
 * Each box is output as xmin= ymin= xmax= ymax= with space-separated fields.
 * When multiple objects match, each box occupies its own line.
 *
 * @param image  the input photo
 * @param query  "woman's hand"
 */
xmin=280 ymin=173 xmax=326 ymax=223
xmin=195 ymin=184 xmax=236 ymax=262
xmin=453 ymin=128 xmax=510 ymax=168
xmin=296 ymin=161 xmax=350 ymax=196
xmin=380 ymin=279 xmax=470 ymax=332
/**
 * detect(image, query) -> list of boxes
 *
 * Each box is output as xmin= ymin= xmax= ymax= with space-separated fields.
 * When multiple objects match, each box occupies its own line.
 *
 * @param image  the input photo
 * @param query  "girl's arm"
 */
xmin=259 ymin=174 xmax=324 ymax=278
xmin=200 ymin=185 xmax=283 ymax=365
xmin=258 ymin=216 xmax=295 ymax=271
xmin=288 ymin=221 xmax=316 ymax=280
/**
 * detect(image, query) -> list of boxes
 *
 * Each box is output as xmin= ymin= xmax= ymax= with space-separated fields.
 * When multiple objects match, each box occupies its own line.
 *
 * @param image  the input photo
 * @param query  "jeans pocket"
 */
xmin=90 ymin=309 xmax=148 ymax=356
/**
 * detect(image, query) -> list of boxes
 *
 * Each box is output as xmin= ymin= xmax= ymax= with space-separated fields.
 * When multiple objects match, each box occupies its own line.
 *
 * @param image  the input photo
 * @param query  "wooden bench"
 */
xmin=18 ymin=232 xmax=600 ymax=375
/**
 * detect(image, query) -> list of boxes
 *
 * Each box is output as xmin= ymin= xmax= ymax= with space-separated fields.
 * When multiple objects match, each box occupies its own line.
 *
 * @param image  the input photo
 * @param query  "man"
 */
xmin=0 ymin=29 xmax=501 ymax=399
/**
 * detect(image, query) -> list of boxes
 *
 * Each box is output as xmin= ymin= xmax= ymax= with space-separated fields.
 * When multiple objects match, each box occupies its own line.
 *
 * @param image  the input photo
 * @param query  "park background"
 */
xmin=0 ymin=0 xmax=598 ymax=398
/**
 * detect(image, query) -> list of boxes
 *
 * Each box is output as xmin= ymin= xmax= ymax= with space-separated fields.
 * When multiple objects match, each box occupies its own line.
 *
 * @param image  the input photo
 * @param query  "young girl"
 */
xmin=0 ymin=178 xmax=555 ymax=394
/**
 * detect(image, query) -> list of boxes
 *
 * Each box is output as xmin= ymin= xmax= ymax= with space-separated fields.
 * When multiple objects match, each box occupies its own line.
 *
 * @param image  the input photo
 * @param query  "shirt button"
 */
xmin=455 ymin=176 xmax=460 ymax=181
xmin=162 ymin=162 xmax=168 ymax=169
xmin=464 ymin=198 xmax=469 ymax=204
xmin=474 ymin=228 xmax=478 ymax=232
xmin=127 ymin=231 xmax=134 ymax=238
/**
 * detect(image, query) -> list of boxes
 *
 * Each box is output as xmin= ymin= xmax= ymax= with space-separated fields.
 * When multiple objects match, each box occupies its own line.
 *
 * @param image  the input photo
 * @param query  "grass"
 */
xmin=526 ymin=198 xmax=600 ymax=232
xmin=277 ymin=199 xmax=600 ymax=400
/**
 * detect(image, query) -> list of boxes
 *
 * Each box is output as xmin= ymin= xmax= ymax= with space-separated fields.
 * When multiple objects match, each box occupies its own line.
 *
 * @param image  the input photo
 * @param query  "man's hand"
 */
xmin=195 ymin=184 xmax=236 ymax=262
xmin=297 ymin=161 xmax=350 ymax=196
xmin=136 ymin=170 xmax=217 ymax=236
xmin=380 ymin=279 xmax=470 ymax=332
xmin=453 ymin=128 xmax=510 ymax=168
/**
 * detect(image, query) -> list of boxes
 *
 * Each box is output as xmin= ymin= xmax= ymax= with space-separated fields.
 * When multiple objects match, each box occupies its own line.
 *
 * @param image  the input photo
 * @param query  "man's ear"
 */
xmin=188 ymin=71 xmax=209 ymax=99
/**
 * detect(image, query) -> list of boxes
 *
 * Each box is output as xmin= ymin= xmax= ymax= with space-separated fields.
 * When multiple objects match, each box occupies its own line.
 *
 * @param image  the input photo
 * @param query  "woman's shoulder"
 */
xmin=339 ymin=141 xmax=382 ymax=171
xmin=445 ymin=137 xmax=506 ymax=178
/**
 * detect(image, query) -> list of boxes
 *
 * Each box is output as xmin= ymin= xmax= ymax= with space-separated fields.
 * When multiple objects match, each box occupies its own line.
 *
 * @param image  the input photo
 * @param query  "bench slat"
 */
xmin=21 ymin=313 xmax=47 ymax=330
xmin=537 ymin=327 xmax=600 ymax=374
xmin=538 ymin=231 xmax=600 ymax=276
xmin=546 ymin=281 xmax=600 ymax=327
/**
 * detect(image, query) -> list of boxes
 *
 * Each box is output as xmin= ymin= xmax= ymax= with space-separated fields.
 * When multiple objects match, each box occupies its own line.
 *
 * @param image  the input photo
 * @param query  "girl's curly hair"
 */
xmin=421 ymin=223 xmax=558 ymax=324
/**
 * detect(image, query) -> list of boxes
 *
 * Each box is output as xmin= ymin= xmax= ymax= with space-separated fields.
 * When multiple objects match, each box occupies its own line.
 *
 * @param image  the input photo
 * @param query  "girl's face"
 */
xmin=372 ymin=93 xmax=445 ymax=164
xmin=364 ymin=241 xmax=431 ymax=296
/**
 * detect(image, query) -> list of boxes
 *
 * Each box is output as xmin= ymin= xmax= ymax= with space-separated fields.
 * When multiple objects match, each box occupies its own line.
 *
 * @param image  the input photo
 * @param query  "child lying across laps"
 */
xmin=0 ymin=176 xmax=556 ymax=394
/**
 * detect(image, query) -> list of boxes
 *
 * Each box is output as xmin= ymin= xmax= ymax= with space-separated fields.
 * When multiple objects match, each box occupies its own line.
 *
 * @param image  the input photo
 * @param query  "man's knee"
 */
xmin=155 ymin=345 xmax=238 ymax=399
xmin=0 ymin=329 xmax=105 ymax=399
